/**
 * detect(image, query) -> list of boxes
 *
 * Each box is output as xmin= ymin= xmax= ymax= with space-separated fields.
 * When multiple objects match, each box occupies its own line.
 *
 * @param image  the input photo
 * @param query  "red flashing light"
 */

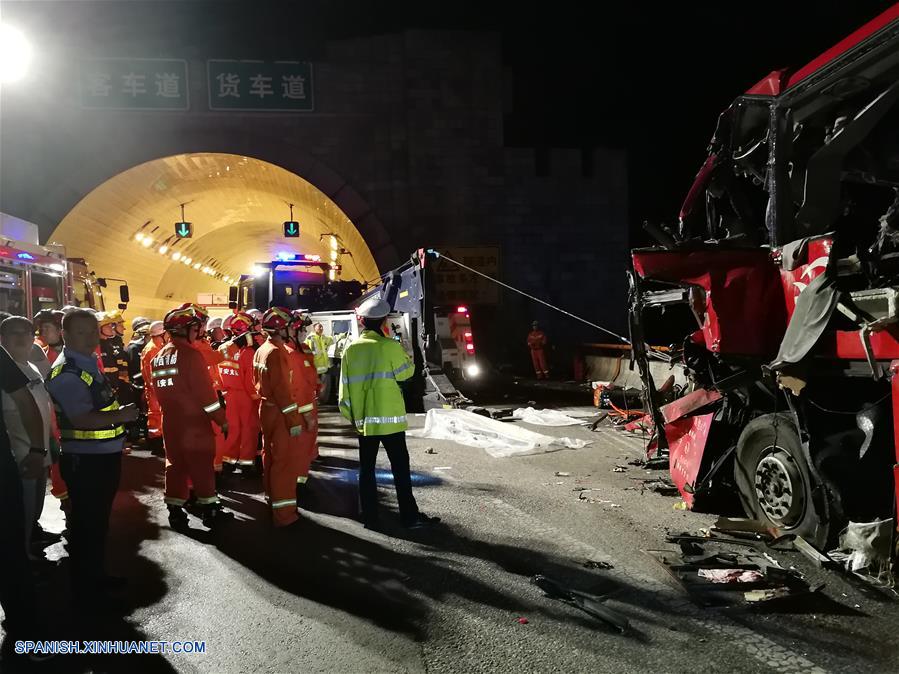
xmin=465 ymin=343 xmax=475 ymax=353
xmin=463 ymin=331 xmax=472 ymax=340
xmin=456 ymin=306 xmax=468 ymax=314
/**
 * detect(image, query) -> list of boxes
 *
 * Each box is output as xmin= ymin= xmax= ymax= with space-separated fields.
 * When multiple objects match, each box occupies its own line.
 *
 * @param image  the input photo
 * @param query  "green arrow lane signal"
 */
xmin=175 ymin=221 xmax=193 ymax=238
xmin=283 ymin=220 xmax=299 ymax=237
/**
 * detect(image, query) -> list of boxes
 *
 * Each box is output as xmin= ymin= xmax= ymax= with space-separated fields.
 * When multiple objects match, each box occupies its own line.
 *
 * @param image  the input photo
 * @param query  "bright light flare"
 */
xmin=0 ymin=24 xmax=33 ymax=84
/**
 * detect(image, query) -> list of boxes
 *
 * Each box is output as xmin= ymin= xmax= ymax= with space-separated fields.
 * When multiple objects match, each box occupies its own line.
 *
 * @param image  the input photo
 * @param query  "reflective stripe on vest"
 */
xmin=341 ymin=361 xmax=413 ymax=386
xmin=281 ymin=402 xmax=298 ymax=414
xmin=271 ymin=499 xmax=297 ymax=509
xmin=354 ymin=415 xmax=406 ymax=429
xmin=50 ymin=363 xmax=125 ymax=442
xmin=203 ymin=400 xmax=222 ymax=413
xmin=152 ymin=367 xmax=179 ymax=378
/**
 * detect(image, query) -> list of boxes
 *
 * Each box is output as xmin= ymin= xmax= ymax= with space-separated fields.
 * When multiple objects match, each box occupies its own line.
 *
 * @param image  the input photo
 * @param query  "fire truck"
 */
xmin=1 ymin=212 xmax=118 ymax=317
xmin=629 ymin=6 xmax=899 ymax=549
xmin=236 ymin=249 xmax=480 ymax=408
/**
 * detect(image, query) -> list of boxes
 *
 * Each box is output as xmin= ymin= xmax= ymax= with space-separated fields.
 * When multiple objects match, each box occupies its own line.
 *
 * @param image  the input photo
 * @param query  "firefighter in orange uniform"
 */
xmin=290 ymin=311 xmax=321 ymax=460
xmin=152 ymin=305 xmax=231 ymax=528
xmin=140 ymin=321 xmax=168 ymax=452
xmin=285 ymin=312 xmax=318 ymax=492
xmin=253 ymin=307 xmax=314 ymax=527
xmin=218 ymin=312 xmax=261 ymax=474
xmin=527 ymin=320 xmax=549 ymax=379
xmin=187 ymin=306 xmax=227 ymax=472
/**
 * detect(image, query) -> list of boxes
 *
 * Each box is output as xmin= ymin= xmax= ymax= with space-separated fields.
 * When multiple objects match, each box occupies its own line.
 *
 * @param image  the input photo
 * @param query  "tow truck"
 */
xmin=629 ymin=6 xmax=899 ymax=550
xmin=235 ymin=249 xmax=481 ymax=409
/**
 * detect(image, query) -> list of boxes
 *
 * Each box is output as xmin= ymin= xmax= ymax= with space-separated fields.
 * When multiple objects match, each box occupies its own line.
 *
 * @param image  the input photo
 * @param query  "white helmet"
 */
xmin=207 ymin=317 xmax=223 ymax=331
xmin=148 ymin=321 xmax=165 ymax=337
xmin=356 ymin=297 xmax=390 ymax=319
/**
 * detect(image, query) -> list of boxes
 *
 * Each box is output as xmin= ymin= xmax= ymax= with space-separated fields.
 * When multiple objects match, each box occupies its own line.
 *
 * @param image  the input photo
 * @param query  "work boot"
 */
xmin=201 ymin=505 xmax=234 ymax=528
xmin=402 ymin=512 xmax=441 ymax=529
xmin=167 ymin=505 xmax=188 ymax=529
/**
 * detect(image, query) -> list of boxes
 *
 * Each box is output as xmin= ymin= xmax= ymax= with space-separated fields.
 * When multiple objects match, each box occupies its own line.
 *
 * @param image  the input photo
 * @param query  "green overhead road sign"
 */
xmin=80 ymin=58 xmax=189 ymax=110
xmin=208 ymin=60 xmax=314 ymax=112
xmin=283 ymin=221 xmax=299 ymax=238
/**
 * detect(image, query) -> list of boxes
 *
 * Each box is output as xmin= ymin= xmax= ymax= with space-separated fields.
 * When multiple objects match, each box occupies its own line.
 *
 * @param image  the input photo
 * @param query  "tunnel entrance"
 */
xmin=50 ymin=153 xmax=382 ymax=319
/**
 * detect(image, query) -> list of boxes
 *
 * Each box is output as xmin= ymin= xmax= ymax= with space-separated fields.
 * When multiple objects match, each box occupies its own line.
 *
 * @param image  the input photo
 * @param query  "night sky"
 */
xmin=5 ymin=0 xmax=897 ymax=240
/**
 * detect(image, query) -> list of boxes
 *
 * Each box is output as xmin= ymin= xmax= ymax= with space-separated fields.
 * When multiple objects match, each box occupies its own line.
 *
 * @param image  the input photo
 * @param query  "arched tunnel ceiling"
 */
xmin=51 ymin=153 xmax=380 ymax=319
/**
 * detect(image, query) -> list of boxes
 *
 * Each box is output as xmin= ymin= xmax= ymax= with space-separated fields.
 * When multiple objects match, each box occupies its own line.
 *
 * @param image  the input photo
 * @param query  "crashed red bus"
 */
xmin=629 ymin=5 xmax=899 ymax=550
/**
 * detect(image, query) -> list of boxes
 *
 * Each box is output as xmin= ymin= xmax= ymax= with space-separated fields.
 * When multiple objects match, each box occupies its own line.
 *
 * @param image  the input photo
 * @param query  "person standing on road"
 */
xmin=125 ymin=316 xmax=151 ymax=383
xmin=338 ymin=297 xmax=439 ymax=531
xmin=140 ymin=321 xmax=168 ymax=453
xmin=285 ymin=312 xmax=318 ymax=494
xmin=45 ymin=309 xmax=138 ymax=597
xmin=254 ymin=307 xmax=313 ymax=528
xmin=0 ymin=339 xmax=50 ymax=659
xmin=218 ymin=312 xmax=261 ymax=475
xmin=527 ymin=321 xmax=549 ymax=380
xmin=0 ymin=317 xmax=54 ymax=558
xmin=152 ymin=305 xmax=231 ymax=529
xmin=305 ymin=322 xmax=334 ymax=403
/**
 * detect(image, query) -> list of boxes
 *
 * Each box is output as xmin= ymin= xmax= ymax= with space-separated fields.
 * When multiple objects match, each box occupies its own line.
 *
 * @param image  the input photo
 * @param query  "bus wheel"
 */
xmin=734 ymin=413 xmax=832 ymax=548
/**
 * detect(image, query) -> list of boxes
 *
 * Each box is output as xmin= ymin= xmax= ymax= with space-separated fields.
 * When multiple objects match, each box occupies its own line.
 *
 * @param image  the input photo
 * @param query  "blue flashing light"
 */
xmin=275 ymin=251 xmax=298 ymax=262
xmin=17 ymin=252 xmax=35 ymax=260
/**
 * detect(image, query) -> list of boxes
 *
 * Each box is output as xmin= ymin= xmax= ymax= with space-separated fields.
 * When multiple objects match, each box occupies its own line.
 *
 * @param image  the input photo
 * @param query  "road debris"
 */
xmin=532 ymin=574 xmax=629 ymax=633
xmin=425 ymin=447 xmax=438 ymax=455
xmin=647 ymin=534 xmax=822 ymax=607
xmin=433 ymin=466 xmax=453 ymax=471
xmin=631 ymin=477 xmax=679 ymax=496
xmin=583 ymin=560 xmax=614 ymax=570
xmin=516 ymin=617 xmax=529 ymax=625
xmin=555 ymin=471 xmax=571 ymax=477
xmin=697 ymin=569 xmax=765 ymax=584
xmin=612 ymin=466 xmax=627 ymax=473
xmin=828 ymin=519 xmax=894 ymax=586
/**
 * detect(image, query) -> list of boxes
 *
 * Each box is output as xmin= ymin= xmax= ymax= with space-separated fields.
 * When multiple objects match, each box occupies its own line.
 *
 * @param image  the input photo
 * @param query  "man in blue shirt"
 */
xmin=46 ymin=310 xmax=137 ymax=597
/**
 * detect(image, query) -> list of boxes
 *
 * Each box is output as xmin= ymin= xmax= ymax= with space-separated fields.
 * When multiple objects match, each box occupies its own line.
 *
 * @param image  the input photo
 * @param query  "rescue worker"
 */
xmin=339 ymin=297 xmax=438 ymax=530
xmin=31 ymin=310 xmax=69 ymax=515
xmin=152 ymin=305 xmax=230 ymax=528
xmin=253 ymin=307 xmax=314 ymax=528
xmin=246 ymin=308 xmax=263 ymax=331
xmin=217 ymin=312 xmax=261 ymax=474
xmin=98 ymin=310 xmax=134 ymax=403
xmin=45 ymin=309 xmax=139 ymax=594
xmin=140 ymin=321 xmax=167 ymax=453
xmin=285 ymin=312 xmax=318 ymax=492
xmin=33 ymin=310 xmax=65 ymax=369
xmin=206 ymin=317 xmax=226 ymax=348
xmin=305 ymin=322 xmax=334 ymax=403
xmin=527 ymin=321 xmax=549 ymax=380
xmin=292 ymin=311 xmax=321 ymax=461
xmin=125 ymin=316 xmax=151 ymax=383
xmin=185 ymin=305 xmax=227 ymax=472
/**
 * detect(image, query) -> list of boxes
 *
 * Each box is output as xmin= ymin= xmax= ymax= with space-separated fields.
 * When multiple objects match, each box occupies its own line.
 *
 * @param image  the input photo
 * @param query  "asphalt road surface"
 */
xmin=6 ymin=396 xmax=899 ymax=673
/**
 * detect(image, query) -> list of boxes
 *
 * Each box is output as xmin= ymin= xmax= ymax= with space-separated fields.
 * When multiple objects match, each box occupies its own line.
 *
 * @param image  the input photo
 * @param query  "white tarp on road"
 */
xmin=409 ymin=409 xmax=591 ymax=458
xmin=512 ymin=407 xmax=586 ymax=426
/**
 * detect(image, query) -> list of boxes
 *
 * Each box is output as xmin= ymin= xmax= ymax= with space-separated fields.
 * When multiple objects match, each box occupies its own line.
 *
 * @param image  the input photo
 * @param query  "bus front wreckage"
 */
xmin=628 ymin=6 xmax=899 ymax=570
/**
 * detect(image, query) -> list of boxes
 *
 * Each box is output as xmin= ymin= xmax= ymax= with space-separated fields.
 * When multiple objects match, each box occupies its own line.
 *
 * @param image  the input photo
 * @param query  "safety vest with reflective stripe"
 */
xmin=338 ymin=329 xmax=415 ymax=436
xmin=48 ymin=360 xmax=125 ymax=442
xmin=305 ymin=333 xmax=334 ymax=374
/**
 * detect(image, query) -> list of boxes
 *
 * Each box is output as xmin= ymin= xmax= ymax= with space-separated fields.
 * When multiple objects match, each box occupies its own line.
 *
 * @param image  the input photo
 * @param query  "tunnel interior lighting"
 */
xmin=172 ymin=251 xmax=181 ymax=261
xmin=0 ymin=24 xmax=33 ymax=83
xmin=159 ymin=245 xmax=168 ymax=255
xmin=134 ymin=233 xmax=145 ymax=243
xmin=193 ymin=262 xmax=201 ymax=269
xmin=141 ymin=237 xmax=153 ymax=248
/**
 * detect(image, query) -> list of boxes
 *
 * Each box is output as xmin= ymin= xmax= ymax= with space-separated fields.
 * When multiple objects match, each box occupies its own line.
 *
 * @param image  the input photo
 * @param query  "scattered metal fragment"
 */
xmin=583 ymin=560 xmax=614 ymax=570
xmin=793 ymin=536 xmax=837 ymax=568
xmin=532 ymin=574 xmax=629 ymax=633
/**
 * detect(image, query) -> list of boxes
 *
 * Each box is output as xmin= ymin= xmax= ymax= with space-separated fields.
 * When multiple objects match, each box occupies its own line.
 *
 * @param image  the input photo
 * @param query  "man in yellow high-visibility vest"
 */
xmin=305 ymin=322 xmax=334 ymax=403
xmin=338 ymin=297 xmax=440 ymax=531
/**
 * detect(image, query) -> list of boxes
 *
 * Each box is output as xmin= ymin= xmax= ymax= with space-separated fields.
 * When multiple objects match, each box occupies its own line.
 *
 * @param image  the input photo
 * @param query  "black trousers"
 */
xmin=358 ymin=432 xmax=419 ymax=524
xmin=0 ymin=450 xmax=37 ymax=637
xmin=59 ymin=452 xmax=122 ymax=587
